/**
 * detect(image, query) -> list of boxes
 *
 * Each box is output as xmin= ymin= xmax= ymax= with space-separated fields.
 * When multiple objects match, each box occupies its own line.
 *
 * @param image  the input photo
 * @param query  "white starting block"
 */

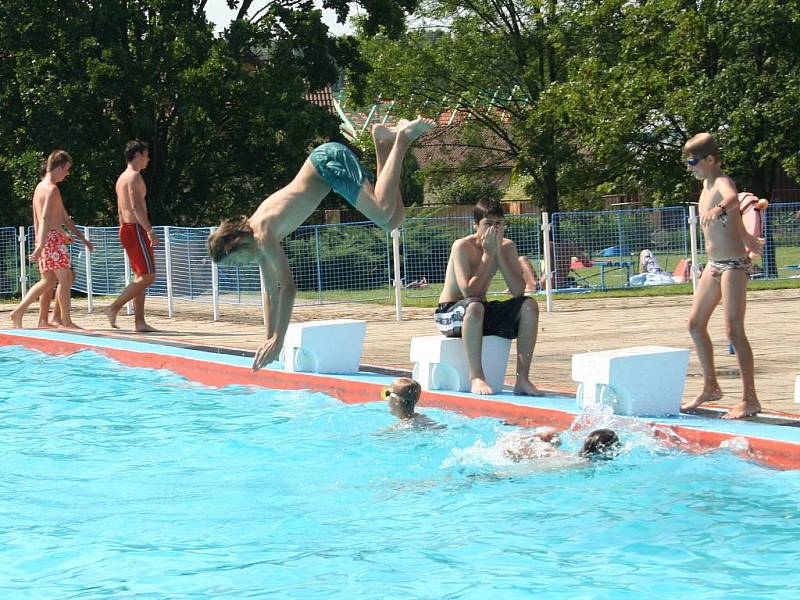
xmin=572 ymin=346 xmax=690 ymax=416
xmin=280 ymin=319 xmax=366 ymax=374
xmin=410 ymin=335 xmax=512 ymax=393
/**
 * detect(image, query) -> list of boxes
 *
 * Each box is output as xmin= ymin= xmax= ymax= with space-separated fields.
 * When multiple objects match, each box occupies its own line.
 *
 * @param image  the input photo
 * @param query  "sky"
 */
xmin=203 ymin=0 xmax=356 ymax=36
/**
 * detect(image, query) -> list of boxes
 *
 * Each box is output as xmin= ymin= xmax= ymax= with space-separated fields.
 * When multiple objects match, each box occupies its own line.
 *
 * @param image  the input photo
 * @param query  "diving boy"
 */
xmin=208 ymin=117 xmax=435 ymax=371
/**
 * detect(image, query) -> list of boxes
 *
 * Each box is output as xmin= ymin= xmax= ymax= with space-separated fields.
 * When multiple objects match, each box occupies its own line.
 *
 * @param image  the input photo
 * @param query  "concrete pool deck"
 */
xmin=3 ymin=288 xmax=798 ymax=411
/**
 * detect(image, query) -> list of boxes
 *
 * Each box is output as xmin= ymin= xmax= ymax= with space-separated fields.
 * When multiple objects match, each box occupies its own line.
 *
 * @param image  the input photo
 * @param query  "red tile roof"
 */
xmin=412 ymin=123 xmax=515 ymax=171
xmin=304 ymin=86 xmax=337 ymax=115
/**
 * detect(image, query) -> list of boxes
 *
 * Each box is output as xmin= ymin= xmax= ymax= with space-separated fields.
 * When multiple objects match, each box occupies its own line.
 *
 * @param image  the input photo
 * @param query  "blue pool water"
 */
xmin=2 ymin=346 xmax=800 ymax=599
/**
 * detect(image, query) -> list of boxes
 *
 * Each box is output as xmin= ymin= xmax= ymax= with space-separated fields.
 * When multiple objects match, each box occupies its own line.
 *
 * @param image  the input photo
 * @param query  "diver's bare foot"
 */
xmin=514 ymin=378 xmax=545 ymax=396
xmin=103 ymin=306 xmax=120 ymax=329
xmin=60 ymin=321 xmax=83 ymax=330
xmin=135 ymin=323 xmax=158 ymax=333
xmin=371 ymin=123 xmax=397 ymax=147
xmin=471 ymin=377 xmax=494 ymax=395
xmin=681 ymin=388 xmax=723 ymax=412
xmin=10 ymin=309 xmax=23 ymax=328
xmin=37 ymin=319 xmax=54 ymax=329
xmin=722 ymin=398 xmax=761 ymax=420
xmin=397 ymin=116 xmax=435 ymax=142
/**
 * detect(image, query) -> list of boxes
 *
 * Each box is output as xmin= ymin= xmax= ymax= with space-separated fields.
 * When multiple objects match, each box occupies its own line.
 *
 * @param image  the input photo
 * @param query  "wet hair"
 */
xmin=579 ymin=429 xmax=620 ymax=459
xmin=473 ymin=198 xmax=505 ymax=225
xmin=207 ymin=216 xmax=255 ymax=263
xmin=682 ymin=132 xmax=719 ymax=160
xmin=46 ymin=150 xmax=72 ymax=173
xmin=124 ymin=140 xmax=150 ymax=163
xmin=383 ymin=377 xmax=422 ymax=418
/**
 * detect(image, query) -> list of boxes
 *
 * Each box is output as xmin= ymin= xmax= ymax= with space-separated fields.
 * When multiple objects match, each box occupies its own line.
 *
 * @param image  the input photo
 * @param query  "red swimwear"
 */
xmin=38 ymin=229 xmax=71 ymax=273
xmin=119 ymin=223 xmax=156 ymax=276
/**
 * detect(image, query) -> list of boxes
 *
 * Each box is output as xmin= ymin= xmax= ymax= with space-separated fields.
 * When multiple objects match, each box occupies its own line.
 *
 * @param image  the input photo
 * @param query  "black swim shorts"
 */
xmin=433 ymin=296 xmax=531 ymax=339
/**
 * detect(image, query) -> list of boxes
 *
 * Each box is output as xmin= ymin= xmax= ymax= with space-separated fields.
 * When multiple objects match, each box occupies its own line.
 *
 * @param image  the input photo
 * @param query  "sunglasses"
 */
xmin=686 ymin=155 xmax=706 ymax=166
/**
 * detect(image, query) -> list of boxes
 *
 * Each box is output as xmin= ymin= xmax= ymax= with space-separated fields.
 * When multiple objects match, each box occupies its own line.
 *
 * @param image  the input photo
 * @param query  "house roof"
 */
xmin=412 ymin=122 xmax=515 ymax=171
xmin=304 ymin=86 xmax=337 ymax=115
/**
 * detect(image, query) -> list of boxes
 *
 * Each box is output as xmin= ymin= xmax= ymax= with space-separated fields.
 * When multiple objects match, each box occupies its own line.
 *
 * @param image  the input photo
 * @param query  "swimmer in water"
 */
xmin=383 ymin=377 xmax=443 ymax=430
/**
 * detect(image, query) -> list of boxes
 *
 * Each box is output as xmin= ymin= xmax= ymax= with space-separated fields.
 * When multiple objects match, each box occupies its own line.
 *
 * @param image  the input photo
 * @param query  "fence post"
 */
xmin=259 ymin=265 xmax=268 ymax=327
xmin=84 ymin=226 xmax=93 ymax=313
xmin=688 ymin=205 xmax=700 ymax=292
xmin=541 ymin=212 xmax=554 ymax=312
xmin=315 ymin=226 xmax=323 ymax=303
xmin=392 ymin=227 xmax=403 ymax=321
xmin=210 ymin=227 xmax=219 ymax=321
xmin=18 ymin=226 xmax=28 ymax=297
xmin=164 ymin=226 xmax=174 ymax=318
xmin=123 ymin=251 xmax=133 ymax=315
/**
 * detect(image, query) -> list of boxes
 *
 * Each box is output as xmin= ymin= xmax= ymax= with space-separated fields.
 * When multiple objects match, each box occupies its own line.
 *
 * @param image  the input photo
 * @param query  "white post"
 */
xmin=164 ymin=226 xmax=174 ymax=318
xmin=541 ymin=212 xmax=554 ymax=313
xmin=392 ymin=228 xmax=403 ymax=321
xmin=123 ymin=251 xmax=133 ymax=315
xmin=688 ymin=205 xmax=700 ymax=292
xmin=210 ymin=227 xmax=220 ymax=321
xmin=83 ymin=226 xmax=93 ymax=313
xmin=258 ymin=265 xmax=268 ymax=327
xmin=18 ymin=226 xmax=28 ymax=297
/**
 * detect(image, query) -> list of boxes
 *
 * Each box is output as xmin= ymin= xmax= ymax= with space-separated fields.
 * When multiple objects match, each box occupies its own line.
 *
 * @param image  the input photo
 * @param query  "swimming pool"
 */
xmin=2 ymin=346 xmax=800 ymax=598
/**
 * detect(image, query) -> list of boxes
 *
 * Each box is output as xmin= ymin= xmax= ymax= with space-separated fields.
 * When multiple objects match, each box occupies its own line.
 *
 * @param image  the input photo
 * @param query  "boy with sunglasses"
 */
xmin=681 ymin=133 xmax=764 ymax=419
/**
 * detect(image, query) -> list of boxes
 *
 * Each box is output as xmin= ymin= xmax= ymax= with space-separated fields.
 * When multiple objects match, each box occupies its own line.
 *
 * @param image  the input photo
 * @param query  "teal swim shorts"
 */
xmin=308 ymin=142 xmax=375 ymax=206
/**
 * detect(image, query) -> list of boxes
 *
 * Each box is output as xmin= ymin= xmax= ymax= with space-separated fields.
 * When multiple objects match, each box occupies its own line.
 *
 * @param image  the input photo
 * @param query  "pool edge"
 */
xmin=4 ymin=330 xmax=800 ymax=470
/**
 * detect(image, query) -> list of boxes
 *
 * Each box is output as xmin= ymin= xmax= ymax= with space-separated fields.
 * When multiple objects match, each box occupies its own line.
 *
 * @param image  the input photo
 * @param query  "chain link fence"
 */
xmin=2 ymin=202 xmax=799 ymax=317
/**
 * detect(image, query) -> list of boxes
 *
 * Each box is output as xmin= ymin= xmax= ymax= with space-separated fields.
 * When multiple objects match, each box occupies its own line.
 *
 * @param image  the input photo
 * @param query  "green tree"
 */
xmin=357 ymin=1 xmax=619 ymax=213
xmin=0 ymin=0 xmax=415 ymax=226
xmin=432 ymin=175 xmax=501 ymax=206
xmin=562 ymin=0 xmax=800 ymax=203
xmin=357 ymin=0 xmax=800 ymax=210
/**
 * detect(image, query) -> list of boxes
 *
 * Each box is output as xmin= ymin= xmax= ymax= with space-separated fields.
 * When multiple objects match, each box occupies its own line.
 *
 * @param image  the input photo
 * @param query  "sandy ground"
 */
xmin=2 ymin=288 xmax=799 ymax=414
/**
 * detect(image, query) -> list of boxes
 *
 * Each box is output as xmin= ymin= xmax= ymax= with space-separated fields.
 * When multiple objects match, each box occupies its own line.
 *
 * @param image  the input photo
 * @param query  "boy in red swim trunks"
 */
xmin=10 ymin=150 xmax=93 ymax=329
xmin=104 ymin=140 xmax=159 ymax=332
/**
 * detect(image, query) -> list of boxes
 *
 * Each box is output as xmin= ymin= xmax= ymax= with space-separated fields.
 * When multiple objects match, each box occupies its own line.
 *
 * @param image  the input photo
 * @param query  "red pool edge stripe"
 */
xmin=3 ymin=332 xmax=799 ymax=470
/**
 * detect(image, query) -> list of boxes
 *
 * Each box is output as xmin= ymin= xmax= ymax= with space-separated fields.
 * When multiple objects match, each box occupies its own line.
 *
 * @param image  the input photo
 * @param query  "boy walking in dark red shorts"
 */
xmin=104 ymin=140 xmax=159 ymax=332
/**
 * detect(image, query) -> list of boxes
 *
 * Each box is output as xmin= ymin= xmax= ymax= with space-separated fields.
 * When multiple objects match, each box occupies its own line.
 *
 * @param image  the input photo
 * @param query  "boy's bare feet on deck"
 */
xmin=514 ymin=378 xmax=545 ymax=396
xmin=103 ymin=306 xmax=120 ymax=329
xmin=471 ymin=378 xmax=494 ymax=395
xmin=10 ymin=309 xmax=23 ymax=328
xmin=135 ymin=323 xmax=158 ymax=333
xmin=396 ymin=116 xmax=435 ymax=142
xmin=37 ymin=319 xmax=54 ymax=329
xmin=59 ymin=321 xmax=82 ymax=330
xmin=722 ymin=398 xmax=761 ymax=420
xmin=681 ymin=388 xmax=723 ymax=412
